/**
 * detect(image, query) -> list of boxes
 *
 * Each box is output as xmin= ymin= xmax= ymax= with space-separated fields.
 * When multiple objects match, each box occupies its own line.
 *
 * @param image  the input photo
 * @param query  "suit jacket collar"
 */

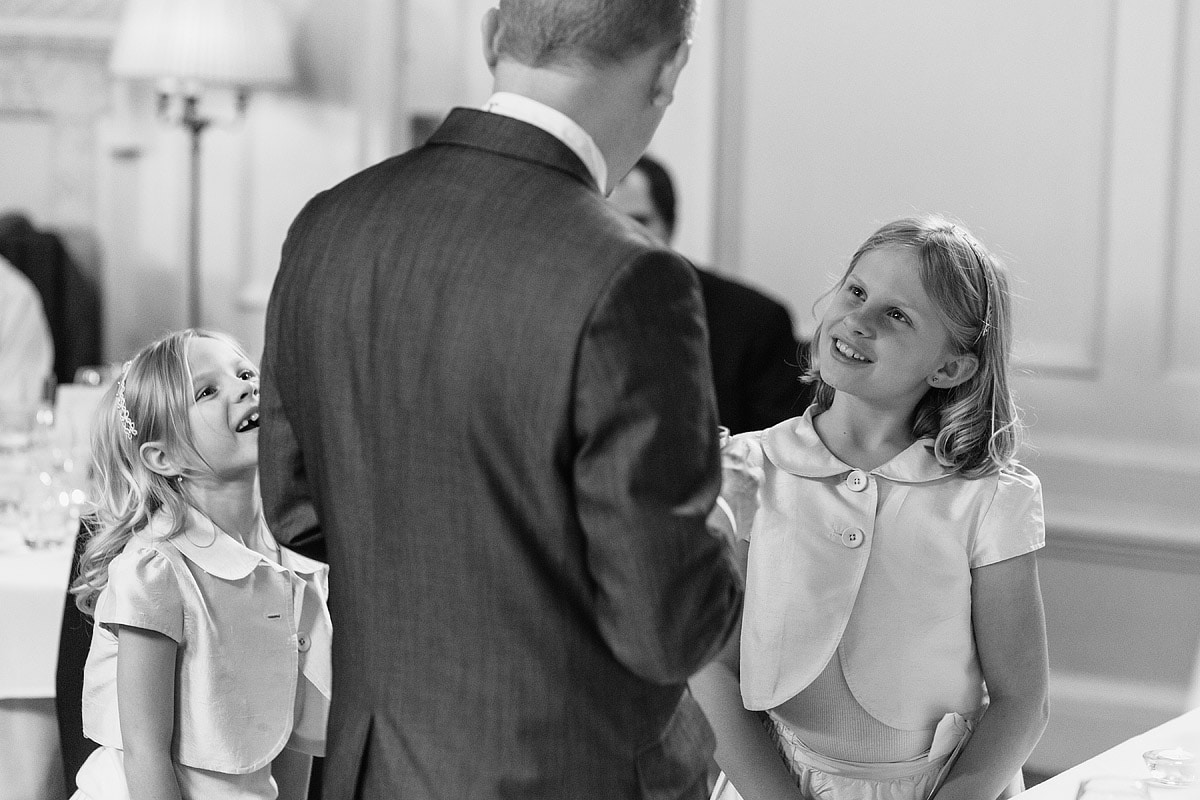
xmin=428 ymin=107 xmax=600 ymax=193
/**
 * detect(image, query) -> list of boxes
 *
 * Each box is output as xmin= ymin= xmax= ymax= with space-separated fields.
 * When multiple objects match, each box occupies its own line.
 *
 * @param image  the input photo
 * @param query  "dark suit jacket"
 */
xmin=260 ymin=108 xmax=742 ymax=800
xmin=0 ymin=215 xmax=102 ymax=384
xmin=696 ymin=268 xmax=811 ymax=434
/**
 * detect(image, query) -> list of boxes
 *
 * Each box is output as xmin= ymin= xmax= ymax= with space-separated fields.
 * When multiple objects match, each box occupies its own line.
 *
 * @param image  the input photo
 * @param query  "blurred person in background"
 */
xmin=0 ymin=253 xmax=53 ymax=418
xmin=611 ymin=155 xmax=812 ymax=433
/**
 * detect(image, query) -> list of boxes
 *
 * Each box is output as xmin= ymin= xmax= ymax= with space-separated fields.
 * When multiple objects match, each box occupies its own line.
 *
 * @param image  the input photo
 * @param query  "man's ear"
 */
xmin=651 ymin=39 xmax=691 ymax=108
xmin=481 ymin=7 xmax=502 ymax=71
xmin=139 ymin=441 xmax=181 ymax=479
xmin=928 ymin=353 xmax=979 ymax=390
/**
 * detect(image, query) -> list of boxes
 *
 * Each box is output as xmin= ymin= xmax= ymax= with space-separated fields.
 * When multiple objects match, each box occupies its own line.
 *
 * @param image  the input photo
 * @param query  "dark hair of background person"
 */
xmin=615 ymin=155 xmax=814 ymax=433
xmin=633 ymin=155 xmax=678 ymax=238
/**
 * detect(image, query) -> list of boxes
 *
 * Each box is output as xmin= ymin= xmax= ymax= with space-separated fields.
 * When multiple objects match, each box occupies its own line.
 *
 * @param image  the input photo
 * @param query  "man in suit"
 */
xmin=610 ymin=156 xmax=813 ymax=433
xmin=259 ymin=1 xmax=743 ymax=798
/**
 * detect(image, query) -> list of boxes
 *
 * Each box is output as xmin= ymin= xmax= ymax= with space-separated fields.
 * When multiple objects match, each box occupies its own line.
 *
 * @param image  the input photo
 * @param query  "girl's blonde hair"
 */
xmin=71 ymin=328 xmax=253 ymax=614
xmin=806 ymin=215 xmax=1021 ymax=478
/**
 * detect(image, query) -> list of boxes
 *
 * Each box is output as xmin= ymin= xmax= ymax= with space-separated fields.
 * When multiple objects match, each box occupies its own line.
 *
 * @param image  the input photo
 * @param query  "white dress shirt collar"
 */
xmin=481 ymin=91 xmax=608 ymax=192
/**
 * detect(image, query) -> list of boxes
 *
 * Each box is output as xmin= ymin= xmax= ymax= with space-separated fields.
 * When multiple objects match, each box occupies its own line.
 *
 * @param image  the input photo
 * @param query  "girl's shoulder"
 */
xmin=946 ymin=460 xmax=1042 ymax=502
xmin=996 ymin=460 xmax=1040 ymax=487
xmin=106 ymin=514 xmax=190 ymax=576
xmin=107 ymin=528 xmax=184 ymax=581
xmin=964 ymin=461 xmax=1045 ymax=566
xmin=96 ymin=527 xmax=188 ymax=630
xmin=984 ymin=461 xmax=1043 ymax=514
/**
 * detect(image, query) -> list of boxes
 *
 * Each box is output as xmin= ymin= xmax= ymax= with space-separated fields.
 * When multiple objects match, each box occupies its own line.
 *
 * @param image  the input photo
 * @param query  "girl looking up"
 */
xmin=695 ymin=216 xmax=1049 ymax=800
xmin=69 ymin=329 xmax=330 ymax=800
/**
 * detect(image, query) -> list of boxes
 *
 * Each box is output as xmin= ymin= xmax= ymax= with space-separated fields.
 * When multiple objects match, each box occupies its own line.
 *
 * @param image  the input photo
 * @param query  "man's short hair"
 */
xmin=494 ymin=0 xmax=695 ymax=68
xmin=633 ymin=155 xmax=677 ymax=238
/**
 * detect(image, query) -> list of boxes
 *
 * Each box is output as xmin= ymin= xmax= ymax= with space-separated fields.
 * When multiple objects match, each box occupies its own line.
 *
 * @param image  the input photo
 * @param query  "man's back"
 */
xmin=261 ymin=109 xmax=740 ymax=799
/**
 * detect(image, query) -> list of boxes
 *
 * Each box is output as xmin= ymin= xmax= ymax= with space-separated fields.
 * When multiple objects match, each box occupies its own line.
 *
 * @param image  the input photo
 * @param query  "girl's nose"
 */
xmin=844 ymin=308 xmax=874 ymax=336
xmin=235 ymin=378 xmax=258 ymax=401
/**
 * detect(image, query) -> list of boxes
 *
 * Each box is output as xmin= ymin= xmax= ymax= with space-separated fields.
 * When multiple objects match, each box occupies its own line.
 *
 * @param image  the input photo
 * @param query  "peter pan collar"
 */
xmin=145 ymin=507 xmax=278 ymax=580
xmin=763 ymin=407 xmax=953 ymax=484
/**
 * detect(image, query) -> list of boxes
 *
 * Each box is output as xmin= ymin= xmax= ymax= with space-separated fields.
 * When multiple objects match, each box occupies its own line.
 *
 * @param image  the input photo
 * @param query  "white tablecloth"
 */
xmin=0 ymin=383 xmax=103 ymax=701
xmin=1017 ymin=707 xmax=1200 ymax=799
xmin=0 ymin=544 xmax=75 ymax=699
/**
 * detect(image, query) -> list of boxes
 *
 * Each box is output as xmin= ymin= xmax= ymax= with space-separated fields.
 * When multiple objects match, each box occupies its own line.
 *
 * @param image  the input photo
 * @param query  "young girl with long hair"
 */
xmin=69 ymin=329 xmax=330 ymax=800
xmin=695 ymin=215 xmax=1049 ymax=800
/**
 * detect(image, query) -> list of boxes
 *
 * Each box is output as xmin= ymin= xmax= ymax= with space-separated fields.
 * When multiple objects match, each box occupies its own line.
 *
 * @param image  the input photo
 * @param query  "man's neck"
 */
xmin=491 ymin=58 xmax=650 ymax=194
xmin=482 ymin=91 xmax=608 ymax=192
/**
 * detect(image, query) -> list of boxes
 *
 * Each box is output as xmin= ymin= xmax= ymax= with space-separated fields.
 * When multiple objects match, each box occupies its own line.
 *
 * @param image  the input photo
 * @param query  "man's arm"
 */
xmin=574 ymin=250 xmax=742 ymax=683
xmin=259 ymin=304 xmax=324 ymax=560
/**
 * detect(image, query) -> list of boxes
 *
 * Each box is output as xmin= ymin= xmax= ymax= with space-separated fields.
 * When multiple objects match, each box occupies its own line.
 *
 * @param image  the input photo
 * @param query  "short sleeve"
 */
xmin=968 ymin=464 xmax=1046 ymax=568
xmin=719 ymin=431 xmax=767 ymax=542
xmin=94 ymin=545 xmax=185 ymax=643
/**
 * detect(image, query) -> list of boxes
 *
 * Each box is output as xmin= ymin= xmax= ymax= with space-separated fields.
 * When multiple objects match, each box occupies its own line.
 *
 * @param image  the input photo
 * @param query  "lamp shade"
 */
xmin=110 ymin=0 xmax=295 ymax=88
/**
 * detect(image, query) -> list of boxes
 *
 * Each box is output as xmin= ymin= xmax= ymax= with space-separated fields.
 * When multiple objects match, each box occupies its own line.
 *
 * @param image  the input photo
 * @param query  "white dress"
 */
xmin=71 ymin=515 xmax=330 ymax=800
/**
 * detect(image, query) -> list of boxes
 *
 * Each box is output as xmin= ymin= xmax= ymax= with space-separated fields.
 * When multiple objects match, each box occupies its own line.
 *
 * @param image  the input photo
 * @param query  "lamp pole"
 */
xmin=181 ymin=94 xmax=209 ymax=329
xmin=110 ymin=0 xmax=297 ymax=332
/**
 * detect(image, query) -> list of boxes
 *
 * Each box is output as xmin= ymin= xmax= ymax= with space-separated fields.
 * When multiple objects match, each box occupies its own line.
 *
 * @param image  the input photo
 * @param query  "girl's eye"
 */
xmin=847 ymin=284 xmax=865 ymax=299
xmin=195 ymin=385 xmax=215 ymax=401
xmin=888 ymin=309 xmax=910 ymax=324
xmin=238 ymin=370 xmax=258 ymax=381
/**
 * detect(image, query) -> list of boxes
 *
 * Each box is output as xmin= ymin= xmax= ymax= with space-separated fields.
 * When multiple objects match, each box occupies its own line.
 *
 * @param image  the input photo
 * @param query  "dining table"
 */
xmin=0 ymin=498 xmax=77 ymax=800
xmin=1016 ymin=705 xmax=1200 ymax=799
xmin=0 ymin=542 xmax=76 ymax=699
xmin=0 ymin=383 xmax=105 ymax=800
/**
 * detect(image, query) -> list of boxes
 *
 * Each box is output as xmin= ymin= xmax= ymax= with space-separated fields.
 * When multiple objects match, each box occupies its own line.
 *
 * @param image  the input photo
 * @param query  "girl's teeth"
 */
xmin=836 ymin=340 xmax=867 ymax=361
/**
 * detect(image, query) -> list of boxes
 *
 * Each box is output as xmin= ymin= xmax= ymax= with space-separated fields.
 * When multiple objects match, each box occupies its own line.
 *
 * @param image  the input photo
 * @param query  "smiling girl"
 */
xmin=69 ymin=329 xmax=331 ymax=800
xmin=694 ymin=216 xmax=1049 ymax=800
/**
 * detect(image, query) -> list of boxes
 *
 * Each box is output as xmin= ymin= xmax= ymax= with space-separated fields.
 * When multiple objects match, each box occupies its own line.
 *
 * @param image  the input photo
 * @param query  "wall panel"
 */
xmin=1167 ymin=1 xmax=1200 ymax=380
xmin=734 ymin=0 xmax=1113 ymax=379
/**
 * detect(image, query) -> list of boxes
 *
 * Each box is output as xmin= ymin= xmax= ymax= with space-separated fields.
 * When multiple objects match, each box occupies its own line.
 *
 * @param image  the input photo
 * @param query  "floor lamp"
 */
xmin=108 ymin=0 xmax=296 ymax=329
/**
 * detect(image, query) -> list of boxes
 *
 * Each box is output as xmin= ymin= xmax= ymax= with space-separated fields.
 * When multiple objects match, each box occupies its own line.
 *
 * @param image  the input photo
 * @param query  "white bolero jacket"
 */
xmin=722 ymin=410 xmax=1044 ymax=730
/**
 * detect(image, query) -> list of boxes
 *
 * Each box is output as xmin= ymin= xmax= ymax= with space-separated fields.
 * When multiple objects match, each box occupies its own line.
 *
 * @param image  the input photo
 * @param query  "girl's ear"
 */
xmin=139 ymin=441 xmax=181 ymax=478
xmin=928 ymin=353 xmax=979 ymax=389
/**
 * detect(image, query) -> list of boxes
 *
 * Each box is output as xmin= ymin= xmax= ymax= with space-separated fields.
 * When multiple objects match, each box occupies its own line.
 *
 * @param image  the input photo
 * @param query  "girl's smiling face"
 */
xmin=185 ymin=336 xmax=260 ymax=480
xmin=818 ymin=245 xmax=971 ymax=411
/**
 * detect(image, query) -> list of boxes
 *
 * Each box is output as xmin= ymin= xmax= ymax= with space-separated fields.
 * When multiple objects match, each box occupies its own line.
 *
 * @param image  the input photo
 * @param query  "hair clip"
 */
xmin=975 ymin=273 xmax=994 ymax=343
xmin=115 ymin=361 xmax=137 ymax=441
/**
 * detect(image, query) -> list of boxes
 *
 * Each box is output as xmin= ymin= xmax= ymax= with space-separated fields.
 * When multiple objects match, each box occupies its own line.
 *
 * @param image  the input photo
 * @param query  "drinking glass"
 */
xmin=21 ymin=470 xmax=80 ymax=549
xmin=1144 ymin=747 xmax=1197 ymax=786
xmin=1075 ymin=776 xmax=1151 ymax=800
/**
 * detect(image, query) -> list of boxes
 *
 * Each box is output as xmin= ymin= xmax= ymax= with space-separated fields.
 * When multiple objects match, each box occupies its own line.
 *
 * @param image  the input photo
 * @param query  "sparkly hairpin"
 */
xmin=975 ymin=272 xmax=994 ymax=343
xmin=115 ymin=361 xmax=137 ymax=440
